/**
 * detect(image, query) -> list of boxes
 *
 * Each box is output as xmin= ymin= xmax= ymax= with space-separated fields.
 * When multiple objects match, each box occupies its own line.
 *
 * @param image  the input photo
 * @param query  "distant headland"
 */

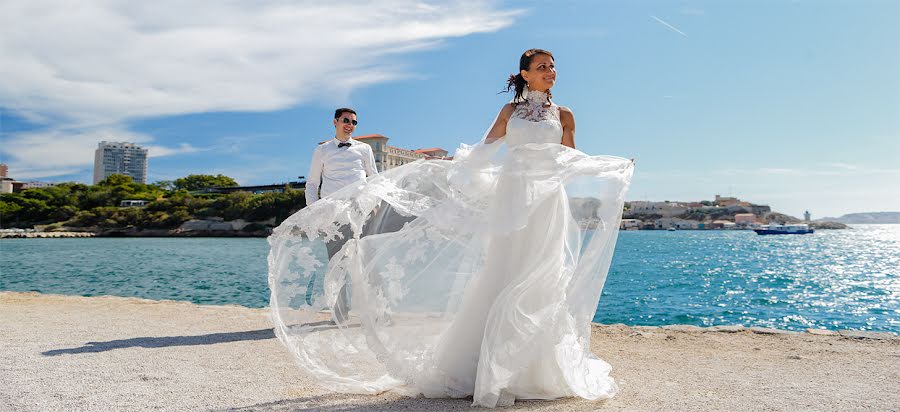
xmin=819 ymin=212 xmax=900 ymax=224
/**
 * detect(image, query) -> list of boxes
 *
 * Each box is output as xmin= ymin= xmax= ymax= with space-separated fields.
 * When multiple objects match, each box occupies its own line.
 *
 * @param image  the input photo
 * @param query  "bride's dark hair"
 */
xmin=503 ymin=48 xmax=554 ymax=104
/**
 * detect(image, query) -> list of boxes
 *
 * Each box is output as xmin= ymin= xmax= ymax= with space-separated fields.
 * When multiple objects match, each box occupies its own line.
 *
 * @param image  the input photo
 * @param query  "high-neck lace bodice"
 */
xmin=505 ymin=89 xmax=562 ymax=147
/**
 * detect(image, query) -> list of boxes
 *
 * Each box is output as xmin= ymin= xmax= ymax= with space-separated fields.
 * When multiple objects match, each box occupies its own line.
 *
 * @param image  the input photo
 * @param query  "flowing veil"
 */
xmin=268 ymin=109 xmax=633 ymax=405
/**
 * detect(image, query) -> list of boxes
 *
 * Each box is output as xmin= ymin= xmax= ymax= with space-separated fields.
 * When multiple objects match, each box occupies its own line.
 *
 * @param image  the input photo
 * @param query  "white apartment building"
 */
xmin=93 ymin=141 xmax=148 ymax=184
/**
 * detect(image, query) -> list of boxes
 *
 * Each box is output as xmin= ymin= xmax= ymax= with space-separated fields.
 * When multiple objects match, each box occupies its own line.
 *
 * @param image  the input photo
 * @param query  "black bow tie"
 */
xmin=337 ymin=142 xmax=351 ymax=148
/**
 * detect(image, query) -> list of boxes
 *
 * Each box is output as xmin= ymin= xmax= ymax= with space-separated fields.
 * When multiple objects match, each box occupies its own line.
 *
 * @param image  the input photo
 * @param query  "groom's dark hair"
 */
xmin=334 ymin=107 xmax=357 ymax=119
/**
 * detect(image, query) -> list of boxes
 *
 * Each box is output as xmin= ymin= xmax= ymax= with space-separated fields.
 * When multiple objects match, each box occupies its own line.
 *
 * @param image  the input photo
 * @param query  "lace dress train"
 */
xmin=268 ymin=90 xmax=633 ymax=407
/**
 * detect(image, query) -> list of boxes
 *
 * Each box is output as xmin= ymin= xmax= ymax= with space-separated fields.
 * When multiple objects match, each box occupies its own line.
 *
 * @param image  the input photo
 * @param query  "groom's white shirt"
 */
xmin=306 ymin=137 xmax=377 ymax=205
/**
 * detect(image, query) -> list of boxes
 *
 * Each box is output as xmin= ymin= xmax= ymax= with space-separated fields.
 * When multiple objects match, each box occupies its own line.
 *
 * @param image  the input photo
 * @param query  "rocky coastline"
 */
xmin=1 ymin=218 xmax=273 ymax=238
xmin=0 ymin=231 xmax=96 ymax=238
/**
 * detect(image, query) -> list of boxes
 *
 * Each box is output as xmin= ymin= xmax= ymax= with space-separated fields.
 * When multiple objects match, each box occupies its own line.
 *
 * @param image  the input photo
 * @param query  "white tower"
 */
xmin=93 ymin=141 xmax=149 ymax=184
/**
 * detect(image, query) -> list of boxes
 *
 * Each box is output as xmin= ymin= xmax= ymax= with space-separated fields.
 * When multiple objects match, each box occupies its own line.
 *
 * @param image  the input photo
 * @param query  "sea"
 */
xmin=2 ymin=224 xmax=898 ymax=333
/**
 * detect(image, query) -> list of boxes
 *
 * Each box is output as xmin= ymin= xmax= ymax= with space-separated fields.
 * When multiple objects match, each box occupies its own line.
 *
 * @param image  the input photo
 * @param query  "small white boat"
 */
xmin=753 ymin=223 xmax=814 ymax=235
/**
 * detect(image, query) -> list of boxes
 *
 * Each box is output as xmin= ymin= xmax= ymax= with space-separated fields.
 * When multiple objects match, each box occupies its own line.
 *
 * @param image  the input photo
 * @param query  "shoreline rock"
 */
xmin=0 ymin=231 xmax=96 ymax=238
xmin=1 ymin=219 xmax=275 ymax=238
xmin=807 ymin=221 xmax=849 ymax=230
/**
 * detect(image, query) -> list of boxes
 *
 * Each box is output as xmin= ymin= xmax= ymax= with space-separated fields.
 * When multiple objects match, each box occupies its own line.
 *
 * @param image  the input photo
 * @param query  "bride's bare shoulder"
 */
xmin=499 ymin=103 xmax=516 ymax=117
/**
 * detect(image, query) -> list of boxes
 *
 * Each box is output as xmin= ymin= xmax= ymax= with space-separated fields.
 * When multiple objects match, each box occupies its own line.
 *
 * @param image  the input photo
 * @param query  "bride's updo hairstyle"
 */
xmin=504 ymin=48 xmax=554 ymax=104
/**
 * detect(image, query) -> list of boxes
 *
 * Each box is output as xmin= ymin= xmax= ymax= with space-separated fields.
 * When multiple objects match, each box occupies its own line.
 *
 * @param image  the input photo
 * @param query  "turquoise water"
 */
xmin=2 ymin=225 xmax=898 ymax=333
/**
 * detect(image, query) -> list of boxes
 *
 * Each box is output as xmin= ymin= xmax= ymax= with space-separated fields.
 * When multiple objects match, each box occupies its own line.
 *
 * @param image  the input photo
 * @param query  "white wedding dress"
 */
xmin=268 ymin=90 xmax=634 ymax=407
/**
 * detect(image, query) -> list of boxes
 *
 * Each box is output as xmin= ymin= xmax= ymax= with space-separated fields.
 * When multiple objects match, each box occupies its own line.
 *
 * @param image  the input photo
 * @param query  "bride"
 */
xmin=268 ymin=48 xmax=634 ymax=407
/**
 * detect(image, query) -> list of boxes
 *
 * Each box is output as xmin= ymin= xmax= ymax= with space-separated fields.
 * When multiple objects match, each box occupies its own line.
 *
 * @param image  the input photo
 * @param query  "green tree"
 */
xmin=1 ymin=173 xmax=306 ymax=230
xmin=146 ymin=192 xmax=212 ymax=215
xmin=97 ymin=174 xmax=134 ymax=187
xmin=79 ymin=188 xmax=119 ymax=210
xmin=49 ymin=205 xmax=78 ymax=222
xmin=151 ymin=180 xmax=175 ymax=191
xmin=0 ymin=195 xmax=24 ymax=227
xmin=173 ymin=174 xmax=238 ymax=191
xmin=205 ymin=191 xmax=253 ymax=220
xmin=80 ymin=175 xmax=164 ymax=209
xmin=241 ymin=189 xmax=306 ymax=223
xmin=0 ymin=193 xmax=53 ymax=227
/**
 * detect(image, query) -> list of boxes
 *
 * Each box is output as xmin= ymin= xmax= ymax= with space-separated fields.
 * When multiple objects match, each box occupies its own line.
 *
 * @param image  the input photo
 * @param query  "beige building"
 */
xmin=734 ymin=213 xmax=757 ymax=225
xmin=414 ymin=148 xmax=451 ymax=159
xmin=712 ymin=220 xmax=738 ymax=229
xmin=715 ymin=195 xmax=752 ymax=207
xmin=354 ymin=134 xmax=448 ymax=172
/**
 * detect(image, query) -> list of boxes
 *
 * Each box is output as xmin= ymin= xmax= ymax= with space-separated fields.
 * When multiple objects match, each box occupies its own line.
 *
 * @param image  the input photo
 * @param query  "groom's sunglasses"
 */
xmin=339 ymin=118 xmax=358 ymax=126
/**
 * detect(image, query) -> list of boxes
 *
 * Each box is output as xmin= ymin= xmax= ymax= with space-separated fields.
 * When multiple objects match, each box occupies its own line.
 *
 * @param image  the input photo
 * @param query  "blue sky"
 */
xmin=1 ymin=0 xmax=898 ymax=218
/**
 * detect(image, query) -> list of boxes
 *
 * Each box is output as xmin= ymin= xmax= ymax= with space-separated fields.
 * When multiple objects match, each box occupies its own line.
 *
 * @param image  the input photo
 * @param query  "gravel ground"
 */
xmin=1 ymin=292 xmax=897 ymax=411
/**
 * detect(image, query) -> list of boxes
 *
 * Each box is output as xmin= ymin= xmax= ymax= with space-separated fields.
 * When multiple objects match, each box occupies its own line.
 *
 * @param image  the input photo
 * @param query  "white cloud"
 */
xmin=146 ymin=143 xmax=203 ymax=158
xmin=0 ymin=0 xmax=520 ymax=179
xmin=0 ymin=0 xmax=519 ymax=124
xmin=2 ymin=126 xmax=204 ymax=179
xmin=6 ymin=168 xmax=83 ymax=180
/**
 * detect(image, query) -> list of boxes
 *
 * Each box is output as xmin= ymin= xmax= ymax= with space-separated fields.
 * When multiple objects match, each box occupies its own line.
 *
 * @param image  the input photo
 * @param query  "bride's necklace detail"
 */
xmin=511 ymin=88 xmax=559 ymax=123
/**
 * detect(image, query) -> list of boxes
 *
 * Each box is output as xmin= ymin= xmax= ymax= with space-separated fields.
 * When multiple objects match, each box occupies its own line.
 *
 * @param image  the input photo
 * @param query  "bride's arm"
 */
xmin=484 ymin=104 xmax=515 ymax=143
xmin=560 ymin=107 xmax=576 ymax=149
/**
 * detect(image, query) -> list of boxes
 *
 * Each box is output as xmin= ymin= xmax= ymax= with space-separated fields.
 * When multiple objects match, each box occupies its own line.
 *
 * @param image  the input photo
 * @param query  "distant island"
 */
xmin=568 ymin=195 xmax=848 ymax=231
xmin=819 ymin=212 xmax=900 ymax=224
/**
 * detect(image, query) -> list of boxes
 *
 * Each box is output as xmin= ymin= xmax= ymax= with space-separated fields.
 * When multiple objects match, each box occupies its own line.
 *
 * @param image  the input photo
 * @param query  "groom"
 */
xmin=305 ymin=107 xmax=377 ymax=320
xmin=305 ymin=107 xmax=377 ymax=212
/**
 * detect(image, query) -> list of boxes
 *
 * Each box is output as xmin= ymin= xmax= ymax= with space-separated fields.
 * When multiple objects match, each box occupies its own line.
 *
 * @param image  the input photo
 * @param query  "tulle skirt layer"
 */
xmin=268 ymin=142 xmax=633 ymax=407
